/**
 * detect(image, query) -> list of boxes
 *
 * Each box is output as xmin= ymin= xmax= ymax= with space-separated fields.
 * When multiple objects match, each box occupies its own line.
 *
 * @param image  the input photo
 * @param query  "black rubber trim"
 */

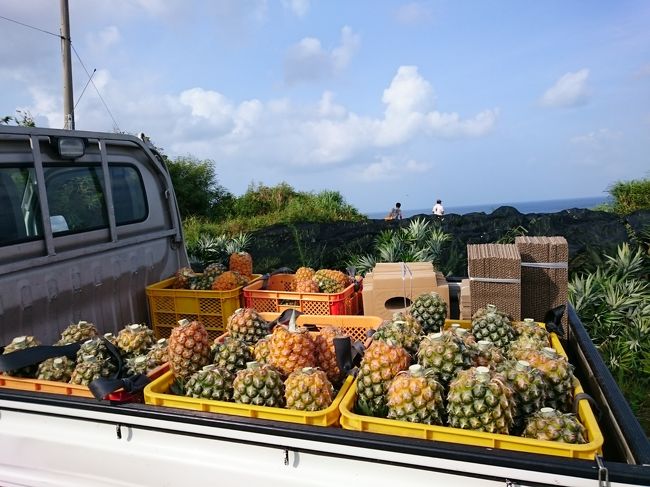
xmin=1 ymin=388 xmax=649 ymax=484
xmin=568 ymin=305 xmax=650 ymax=465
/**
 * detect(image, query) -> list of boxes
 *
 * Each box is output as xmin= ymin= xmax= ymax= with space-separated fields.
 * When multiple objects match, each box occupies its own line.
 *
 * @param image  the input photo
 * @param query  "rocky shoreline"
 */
xmin=248 ymin=207 xmax=650 ymax=276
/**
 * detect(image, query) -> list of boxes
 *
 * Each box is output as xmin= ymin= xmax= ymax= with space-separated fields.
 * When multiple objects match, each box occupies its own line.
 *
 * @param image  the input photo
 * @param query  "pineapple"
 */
xmin=315 ymin=326 xmax=345 ymax=384
xmin=284 ymin=367 xmax=334 ymax=411
xmin=187 ymin=262 xmax=226 ymax=290
xmin=168 ymin=319 xmax=211 ymax=380
xmin=212 ymin=271 xmax=248 ymax=291
xmin=76 ymin=338 xmax=119 ymax=376
xmin=409 ymin=292 xmax=447 ymax=334
xmin=268 ymin=321 xmax=317 ymax=377
xmin=56 ymin=320 xmax=99 ymax=345
xmin=499 ymin=360 xmax=547 ymax=433
xmin=37 ymin=356 xmax=75 ymax=382
xmin=226 ymin=308 xmax=270 ymax=345
xmin=125 ymin=355 xmax=149 ymax=375
xmin=446 ymin=366 xmax=515 ymax=434
xmin=523 ymin=408 xmax=587 ymax=444
xmin=212 ymin=337 xmax=252 ymax=374
xmin=173 ymin=267 xmax=195 ymax=289
xmin=145 ymin=338 xmax=169 ymax=369
xmin=514 ymin=318 xmax=551 ymax=346
xmin=70 ymin=354 xmax=115 ymax=385
xmin=103 ymin=333 xmax=118 ymax=347
xmin=313 ymin=269 xmax=348 ymax=293
xmin=233 ymin=361 xmax=285 ymax=407
xmin=356 ymin=339 xmax=411 ymax=417
xmin=472 ymin=340 xmax=505 ymax=368
xmin=372 ymin=314 xmax=422 ymax=356
xmin=2 ymin=335 xmax=41 ymax=377
xmin=294 ymin=279 xmax=320 ymax=293
xmin=387 ymin=364 xmax=445 ymax=425
xmin=253 ymin=335 xmax=272 ymax=364
xmin=116 ymin=323 xmax=156 ymax=357
xmin=229 ymin=253 xmax=253 ymax=279
xmin=514 ymin=347 xmax=574 ymax=413
xmin=417 ymin=331 xmax=471 ymax=386
xmin=471 ymin=304 xmax=516 ymax=350
xmin=184 ymin=364 xmax=234 ymax=401
xmin=292 ymin=267 xmax=315 ymax=290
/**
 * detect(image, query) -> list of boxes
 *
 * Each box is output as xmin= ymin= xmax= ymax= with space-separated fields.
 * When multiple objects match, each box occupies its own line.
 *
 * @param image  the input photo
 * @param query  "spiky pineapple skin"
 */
xmin=233 ymin=364 xmax=285 ymax=407
xmin=70 ymin=355 xmax=115 ymax=385
xmin=315 ymin=326 xmax=344 ymax=384
xmin=168 ymin=320 xmax=211 ymax=380
xmin=293 ymin=267 xmax=315 ymax=289
xmin=212 ymin=271 xmax=248 ymax=291
xmin=185 ymin=365 xmax=234 ymax=401
xmin=446 ymin=367 xmax=515 ymax=434
xmin=417 ymin=331 xmax=471 ymax=386
xmin=253 ymin=336 xmax=271 ymax=364
xmin=471 ymin=305 xmax=516 ymax=350
xmin=37 ymin=356 xmax=75 ymax=382
xmin=284 ymin=368 xmax=334 ymax=411
xmin=373 ymin=313 xmax=422 ymax=356
xmin=226 ymin=308 xmax=270 ymax=345
xmin=356 ymin=340 xmax=411 ymax=417
xmin=2 ymin=336 xmax=41 ymax=377
xmin=146 ymin=338 xmax=169 ymax=369
xmin=409 ymin=292 xmax=447 ymax=334
xmin=211 ymin=337 xmax=252 ymax=374
xmin=294 ymin=279 xmax=320 ymax=293
xmin=313 ymin=269 xmax=348 ymax=293
xmin=387 ymin=366 xmax=445 ymax=425
xmin=56 ymin=321 xmax=99 ymax=345
xmin=498 ymin=360 xmax=547 ymax=433
xmin=116 ymin=323 xmax=156 ymax=357
xmin=229 ymin=251 xmax=253 ymax=279
xmin=523 ymin=409 xmax=587 ymax=444
xmin=268 ymin=325 xmax=317 ymax=376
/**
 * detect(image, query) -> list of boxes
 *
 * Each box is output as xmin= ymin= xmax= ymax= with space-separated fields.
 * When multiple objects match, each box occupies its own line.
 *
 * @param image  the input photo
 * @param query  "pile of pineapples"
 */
xmin=1 ymin=321 xmax=168 ymax=386
xmin=356 ymin=294 xmax=588 ymax=444
xmin=290 ymin=267 xmax=358 ymax=294
xmin=166 ymin=308 xmax=353 ymax=412
xmin=172 ymin=248 xmax=255 ymax=291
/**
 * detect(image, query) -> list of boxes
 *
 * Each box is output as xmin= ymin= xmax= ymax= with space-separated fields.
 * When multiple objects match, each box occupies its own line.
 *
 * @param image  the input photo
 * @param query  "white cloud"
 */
xmin=395 ymin=2 xmax=434 ymax=25
xmin=282 ymin=0 xmax=310 ymax=17
xmin=541 ymin=69 xmax=590 ymax=107
xmin=87 ymin=26 xmax=121 ymax=51
xmin=571 ymin=128 xmax=622 ymax=146
xmin=284 ymin=26 xmax=360 ymax=84
xmin=358 ymin=156 xmax=432 ymax=182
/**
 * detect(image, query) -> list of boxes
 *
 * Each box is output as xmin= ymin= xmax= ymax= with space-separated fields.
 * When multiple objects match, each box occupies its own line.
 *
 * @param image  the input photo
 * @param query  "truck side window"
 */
xmin=111 ymin=165 xmax=147 ymax=225
xmin=0 ymin=167 xmax=43 ymax=246
xmin=45 ymin=166 xmax=108 ymax=234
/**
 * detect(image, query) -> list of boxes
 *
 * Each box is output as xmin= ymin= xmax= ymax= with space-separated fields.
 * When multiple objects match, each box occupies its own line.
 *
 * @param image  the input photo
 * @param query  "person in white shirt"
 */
xmin=432 ymin=199 xmax=445 ymax=216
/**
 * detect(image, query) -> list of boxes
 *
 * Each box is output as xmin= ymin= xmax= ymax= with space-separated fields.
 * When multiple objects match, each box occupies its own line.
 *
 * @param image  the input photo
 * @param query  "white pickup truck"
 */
xmin=0 ymin=125 xmax=648 ymax=487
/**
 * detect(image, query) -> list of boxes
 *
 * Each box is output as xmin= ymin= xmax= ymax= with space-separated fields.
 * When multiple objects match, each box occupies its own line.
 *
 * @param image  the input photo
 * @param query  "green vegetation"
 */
xmin=347 ymin=218 xmax=451 ymax=276
xmin=1 ymin=110 xmax=35 ymax=127
xmin=569 ymin=241 xmax=650 ymax=434
xmin=165 ymin=156 xmax=234 ymax=220
xmin=182 ymin=182 xmax=364 ymax=238
xmin=593 ymin=177 xmax=650 ymax=215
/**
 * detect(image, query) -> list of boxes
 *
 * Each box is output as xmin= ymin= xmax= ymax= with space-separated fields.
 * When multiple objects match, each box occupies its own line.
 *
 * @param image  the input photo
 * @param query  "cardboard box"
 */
xmin=362 ymin=262 xmax=450 ymax=321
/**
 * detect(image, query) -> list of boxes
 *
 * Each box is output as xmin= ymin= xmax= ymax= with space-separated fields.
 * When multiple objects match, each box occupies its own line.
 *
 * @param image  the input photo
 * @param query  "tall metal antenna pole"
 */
xmin=60 ymin=0 xmax=74 ymax=129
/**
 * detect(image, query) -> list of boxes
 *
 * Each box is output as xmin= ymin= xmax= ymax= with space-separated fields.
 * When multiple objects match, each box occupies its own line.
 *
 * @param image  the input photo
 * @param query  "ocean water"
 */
xmin=366 ymin=196 xmax=609 ymax=220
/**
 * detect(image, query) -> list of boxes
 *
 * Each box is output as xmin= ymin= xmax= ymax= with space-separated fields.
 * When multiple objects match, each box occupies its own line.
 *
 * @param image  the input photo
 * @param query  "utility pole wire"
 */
xmin=0 ymin=14 xmax=62 ymax=39
xmin=71 ymin=44 xmax=120 ymax=131
xmin=74 ymin=68 xmax=96 ymax=110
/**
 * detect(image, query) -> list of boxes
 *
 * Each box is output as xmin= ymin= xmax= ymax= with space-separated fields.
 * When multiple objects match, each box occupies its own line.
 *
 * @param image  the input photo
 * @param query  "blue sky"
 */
xmin=1 ymin=0 xmax=649 ymax=213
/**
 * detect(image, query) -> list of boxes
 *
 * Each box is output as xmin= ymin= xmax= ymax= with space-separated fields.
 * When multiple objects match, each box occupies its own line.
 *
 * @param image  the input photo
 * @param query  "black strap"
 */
xmin=88 ymin=373 xmax=150 ymax=401
xmin=544 ymin=304 xmax=566 ymax=337
xmin=267 ymin=309 xmax=304 ymax=331
xmin=574 ymin=392 xmax=602 ymax=422
xmin=0 ymin=343 xmax=81 ymax=372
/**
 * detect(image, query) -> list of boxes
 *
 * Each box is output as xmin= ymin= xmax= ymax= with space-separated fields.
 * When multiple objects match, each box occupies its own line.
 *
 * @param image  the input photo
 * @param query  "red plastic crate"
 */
xmin=243 ymin=274 xmax=362 ymax=315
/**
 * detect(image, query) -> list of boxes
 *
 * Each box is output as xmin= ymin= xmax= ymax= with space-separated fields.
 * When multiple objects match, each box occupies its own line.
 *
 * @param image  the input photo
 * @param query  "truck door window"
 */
xmin=45 ymin=165 xmax=108 ymax=234
xmin=111 ymin=165 xmax=147 ymax=225
xmin=0 ymin=167 xmax=43 ymax=246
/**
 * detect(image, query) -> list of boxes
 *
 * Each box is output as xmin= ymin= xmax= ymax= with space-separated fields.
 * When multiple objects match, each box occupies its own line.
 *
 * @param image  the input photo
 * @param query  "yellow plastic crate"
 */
xmin=144 ymin=371 xmax=353 ymax=427
xmin=146 ymin=275 xmax=261 ymax=342
xmin=258 ymin=312 xmax=382 ymax=343
xmin=339 ymin=331 xmax=604 ymax=459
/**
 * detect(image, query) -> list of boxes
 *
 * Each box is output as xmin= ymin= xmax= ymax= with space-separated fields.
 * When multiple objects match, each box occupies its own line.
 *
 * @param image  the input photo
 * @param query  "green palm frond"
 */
xmin=224 ymin=232 xmax=252 ymax=254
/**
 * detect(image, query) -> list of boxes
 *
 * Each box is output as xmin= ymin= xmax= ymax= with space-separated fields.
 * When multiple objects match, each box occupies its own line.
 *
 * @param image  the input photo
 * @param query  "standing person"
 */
xmin=432 ymin=199 xmax=445 ymax=216
xmin=385 ymin=202 xmax=403 ymax=220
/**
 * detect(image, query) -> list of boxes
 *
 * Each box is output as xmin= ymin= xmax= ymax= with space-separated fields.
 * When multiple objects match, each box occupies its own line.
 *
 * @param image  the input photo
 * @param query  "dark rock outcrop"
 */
xmin=248 ymin=208 xmax=649 ymax=276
